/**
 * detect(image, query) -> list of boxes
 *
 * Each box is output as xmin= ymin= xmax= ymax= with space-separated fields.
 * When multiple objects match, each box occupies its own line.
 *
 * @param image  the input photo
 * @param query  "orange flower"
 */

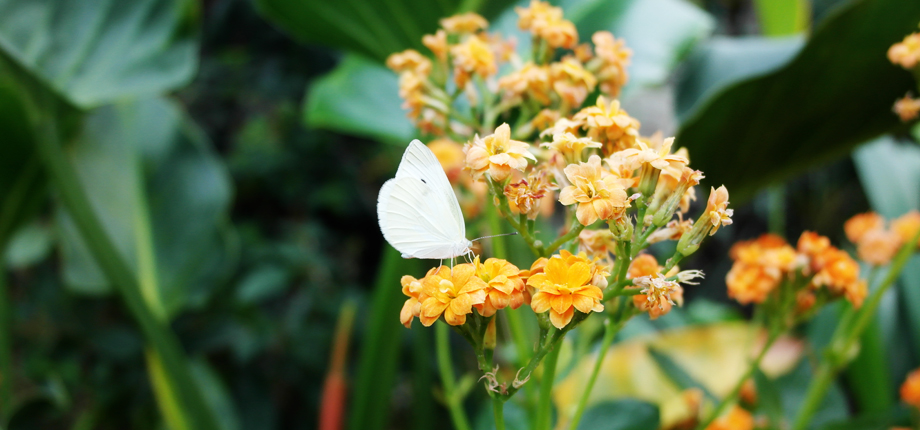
xmin=504 ymin=170 xmax=557 ymax=220
xmin=901 ymin=368 xmax=920 ymax=408
xmin=559 ymin=155 xmax=630 ymax=226
xmin=705 ymin=185 xmax=734 ymax=235
xmin=592 ymin=31 xmax=631 ymax=97
xmin=856 ymin=228 xmax=902 ymax=266
xmin=474 ymin=257 xmax=525 ymax=317
xmin=705 ymin=406 xmax=753 ymax=430
xmin=550 ymin=57 xmax=597 ymax=107
xmin=893 ymin=210 xmax=920 ymax=248
xmin=423 ymin=30 xmax=448 ymax=61
xmin=578 ymin=229 xmax=617 ymax=263
xmin=726 ymin=234 xmax=797 ymax=305
xmin=810 ymin=247 xmax=864 ymax=307
xmin=400 ymin=274 xmax=425 ymax=328
xmin=632 ymin=273 xmax=682 ymax=320
xmin=888 ymin=32 xmax=920 ymax=70
xmin=465 ymin=123 xmax=536 ymax=182
xmin=844 ymin=212 xmax=884 ymax=244
xmin=386 ymin=49 xmax=432 ymax=75
xmin=516 ymin=0 xmax=578 ymax=49
xmin=894 ymin=94 xmax=920 ymax=122
xmin=440 ymin=12 xmax=488 ymax=34
xmin=542 ymin=131 xmax=602 ymax=164
xmin=573 ymin=96 xmax=640 ymax=154
xmin=419 ymin=264 xmax=487 ymax=326
xmin=498 ymin=62 xmax=552 ymax=105
xmin=797 ymin=231 xmax=831 ymax=259
xmin=527 ymin=252 xmax=604 ymax=329
xmin=451 ymin=34 xmax=497 ymax=87
xmin=628 ymin=253 xmax=660 ymax=279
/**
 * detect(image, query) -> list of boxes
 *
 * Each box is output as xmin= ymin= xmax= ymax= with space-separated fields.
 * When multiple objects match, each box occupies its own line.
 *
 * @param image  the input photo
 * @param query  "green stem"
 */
xmin=696 ymin=330 xmax=781 ymax=430
xmin=492 ymin=397 xmax=506 ymax=430
xmin=33 ymin=109 xmax=220 ymax=430
xmin=793 ymin=228 xmax=920 ymax=429
xmin=568 ymin=318 xmax=623 ymax=429
xmin=544 ymin=222 xmax=585 ymax=257
xmin=436 ymin=322 xmax=472 ymax=430
xmin=486 ymin=203 xmax=508 ymax=261
xmin=535 ymin=344 xmax=561 ymax=430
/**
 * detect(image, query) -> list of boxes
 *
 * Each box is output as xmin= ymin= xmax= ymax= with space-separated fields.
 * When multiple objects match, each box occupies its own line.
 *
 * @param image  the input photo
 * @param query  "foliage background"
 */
xmin=0 ymin=0 xmax=919 ymax=429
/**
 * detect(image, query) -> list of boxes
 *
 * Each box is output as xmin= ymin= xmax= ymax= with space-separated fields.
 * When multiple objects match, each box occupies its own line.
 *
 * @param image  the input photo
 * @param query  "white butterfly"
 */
xmin=377 ymin=139 xmax=473 ymax=259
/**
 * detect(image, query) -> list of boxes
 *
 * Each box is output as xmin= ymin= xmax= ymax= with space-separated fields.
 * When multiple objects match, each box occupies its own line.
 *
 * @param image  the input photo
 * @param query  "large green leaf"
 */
xmin=57 ymin=97 xmax=233 ymax=318
xmin=254 ymin=0 xmax=515 ymax=62
xmin=0 ymin=0 xmax=198 ymax=108
xmin=304 ymin=54 xmax=414 ymax=145
xmin=675 ymin=0 xmax=920 ymax=201
xmin=575 ymin=400 xmax=659 ymax=430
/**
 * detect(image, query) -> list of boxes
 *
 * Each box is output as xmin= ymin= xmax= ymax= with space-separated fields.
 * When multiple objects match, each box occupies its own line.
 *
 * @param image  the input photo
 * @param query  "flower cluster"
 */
xmin=526 ymin=250 xmax=606 ymax=328
xmin=726 ymin=232 xmax=866 ymax=310
xmin=887 ymin=27 xmax=920 ymax=122
xmin=902 ymin=367 xmax=920 ymax=409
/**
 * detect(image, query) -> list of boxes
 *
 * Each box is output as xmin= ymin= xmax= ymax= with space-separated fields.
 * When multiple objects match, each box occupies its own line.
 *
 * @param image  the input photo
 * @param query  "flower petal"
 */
xmin=530 ymin=291 xmax=552 ymax=313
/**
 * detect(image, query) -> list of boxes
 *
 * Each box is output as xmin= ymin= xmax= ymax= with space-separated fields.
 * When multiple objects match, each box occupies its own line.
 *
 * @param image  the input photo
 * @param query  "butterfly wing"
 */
xmin=377 ymin=140 xmax=469 ymax=259
xmin=395 ymin=140 xmax=466 ymax=240
xmin=378 ymin=176 xmax=468 ymax=259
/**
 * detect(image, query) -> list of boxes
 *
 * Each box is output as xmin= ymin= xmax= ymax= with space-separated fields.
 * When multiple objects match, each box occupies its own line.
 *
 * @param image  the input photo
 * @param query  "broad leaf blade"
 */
xmin=0 ymin=0 xmax=198 ymax=108
xmin=675 ymin=0 xmax=920 ymax=201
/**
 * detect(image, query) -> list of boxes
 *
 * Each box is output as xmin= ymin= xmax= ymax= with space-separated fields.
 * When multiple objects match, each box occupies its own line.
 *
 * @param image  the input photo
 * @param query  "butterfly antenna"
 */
xmin=471 ymin=232 xmax=519 ymax=242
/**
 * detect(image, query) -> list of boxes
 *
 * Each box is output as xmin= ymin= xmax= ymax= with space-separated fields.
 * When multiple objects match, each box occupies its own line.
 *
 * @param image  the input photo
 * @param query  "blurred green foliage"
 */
xmin=0 ymin=0 xmax=918 ymax=429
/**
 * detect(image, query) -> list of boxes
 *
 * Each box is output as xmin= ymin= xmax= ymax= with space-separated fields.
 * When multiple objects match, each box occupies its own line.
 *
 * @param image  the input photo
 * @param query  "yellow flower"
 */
xmin=577 ymin=229 xmax=617 ymax=263
xmin=550 ymin=57 xmax=597 ymax=107
xmin=464 ymin=123 xmax=536 ymax=182
xmin=451 ymin=35 xmax=497 ymax=88
xmin=705 ymin=406 xmax=753 ymax=430
xmin=619 ymin=136 xmax=688 ymax=172
xmin=423 ymin=30 xmax=449 ymax=61
xmin=894 ymin=94 xmax=920 ymax=122
xmin=888 ymin=32 xmax=920 ymax=70
xmin=559 ymin=155 xmax=630 ymax=226
xmin=705 ymin=185 xmax=733 ymax=235
xmin=419 ymin=264 xmax=487 ymax=326
xmin=397 ymin=71 xmax=426 ymax=118
xmin=386 ymin=49 xmax=432 ymax=75
xmin=400 ymin=274 xmax=424 ymax=328
xmin=516 ymin=0 xmax=578 ymax=49
xmin=504 ymin=170 xmax=557 ymax=220
xmin=592 ymin=31 xmax=632 ymax=97
xmin=893 ymin=210 xmax=920 ymax=247
xmin=901 ymin=368 xmax=920 ymax=408
xmin=604 ymin=151 xmax=640 ymax=188
xmin=440 ymin=12 xmax=488 ymax=34
xmin=531 ymin=109 xmax=562 ymax=133
xmin=497 ymin=62 xmax=552 ymax=105
xmin=572 ymin=96 xmax=640 ymax=155
xmin=542 ymin=131 xmax=602 ymax=164
xmin=527 ymin=252 xmax=604 ymax=329
xmin=474 ymin=257 xmax=526 ymax=317
xmin=647 ymin=216 xmax=693 ymax=244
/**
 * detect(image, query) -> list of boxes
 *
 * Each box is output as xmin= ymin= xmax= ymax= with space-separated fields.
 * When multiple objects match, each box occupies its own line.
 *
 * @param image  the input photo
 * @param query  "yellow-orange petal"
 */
xmin=550 ymin=307 xmax=575 ymax=329
xmin=531 ymin=291 xmax=553 ymax=313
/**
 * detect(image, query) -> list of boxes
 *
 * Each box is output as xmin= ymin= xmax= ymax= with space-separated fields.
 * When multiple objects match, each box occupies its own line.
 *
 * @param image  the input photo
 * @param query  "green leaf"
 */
xmin=235 ymin=265 xmax=290 ymax=305
xmin=304 ymin=54 xmax=414 ymax=145
xmin=254 ymin=0 xmax=515 ymax=62
xmin=575 ymin=400 xmax=659 ymax=430
xmin=56 ymin=97 xmax=233 ymax=318
xmin=0 ymin=0 xmax=198 ymax=108
xmin=4 ymin=222 xmax=52 ymax=269
xmin=564 ymin=0 xmax=715 ymax=88
xmin=818 ymin=405 xmax=911 ymax=430
xmin=753 ymin=0 xmax=810 ymax=36
xmin=675 ymin=0 xmax=920 ymax=202
xmin=646 ymin=347 xmax=717 ymax=402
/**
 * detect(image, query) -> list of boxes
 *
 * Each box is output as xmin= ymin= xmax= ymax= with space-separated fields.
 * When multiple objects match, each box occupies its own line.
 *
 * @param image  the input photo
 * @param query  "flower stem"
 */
xmin=534 ymin=343 xmax=561 ymax=430
xmin=568 ymin=317 xmax=624 ymax=429
xmin=436 ymin=322 xmax=472 ymax=430
xmin=696 ymin=330 xmax=781 ymax=430
xmin=544 ymin=221 xmax=585 ymax=257
xmin=792 ymin=229 xmax=920 ymax=430
xmin=492 ymin=397 xmax=506 ymax=430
